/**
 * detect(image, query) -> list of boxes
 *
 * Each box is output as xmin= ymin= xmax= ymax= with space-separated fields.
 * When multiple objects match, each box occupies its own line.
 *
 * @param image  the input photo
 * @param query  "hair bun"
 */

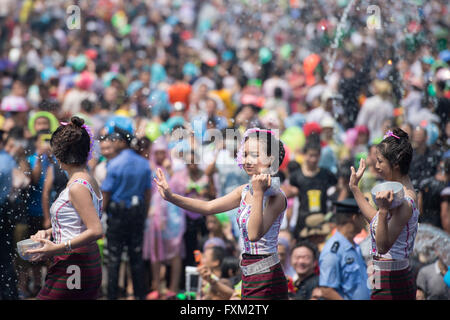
xmin=71 ymin=116 xmax=85 ymax=128
xmin=393 ymin=127 xmax=409 ymax=140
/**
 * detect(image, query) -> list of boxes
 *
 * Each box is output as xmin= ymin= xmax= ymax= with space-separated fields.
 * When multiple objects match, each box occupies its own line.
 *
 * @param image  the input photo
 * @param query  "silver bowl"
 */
xmin=371 ymin=181 xmax=405 ymax=209
xmin=17 ymin=239 xmax=44 ymax=261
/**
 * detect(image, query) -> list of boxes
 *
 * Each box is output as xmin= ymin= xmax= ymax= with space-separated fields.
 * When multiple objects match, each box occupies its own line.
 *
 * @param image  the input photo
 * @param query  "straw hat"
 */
xmin=299 ymin=213 xmax=331 ymax=238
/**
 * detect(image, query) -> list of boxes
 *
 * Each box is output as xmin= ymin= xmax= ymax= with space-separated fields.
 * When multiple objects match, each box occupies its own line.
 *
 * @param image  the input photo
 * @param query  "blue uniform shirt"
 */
xmin=319 ymin=230 xmax=371 ymax=300
xmin=101 ymin=149 xmax=152 ymax=208
xmin=0 ymin=150 xmax=16 ymax=205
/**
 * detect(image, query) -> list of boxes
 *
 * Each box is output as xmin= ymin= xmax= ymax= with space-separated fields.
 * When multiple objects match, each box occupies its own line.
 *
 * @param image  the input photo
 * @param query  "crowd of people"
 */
xmin=0 ymin=0 xmax=449 ymax=300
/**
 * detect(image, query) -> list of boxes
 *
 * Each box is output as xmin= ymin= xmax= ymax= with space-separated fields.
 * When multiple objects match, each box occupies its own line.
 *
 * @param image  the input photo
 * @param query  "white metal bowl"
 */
xmin=371 ymin=181 xmax=405 ymax=209
xmin=17 ymin=239 xmax=44 ymax=261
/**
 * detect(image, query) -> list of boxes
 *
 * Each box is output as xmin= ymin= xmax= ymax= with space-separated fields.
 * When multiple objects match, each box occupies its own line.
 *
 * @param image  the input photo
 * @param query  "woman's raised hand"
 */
xmin=375 ymin=190 xmax=394 ymax=211
xmin=349 ymin=158 xmax=366 ymax=192
xmin=251 ymin=174 xmax=271 ymax=193
xmin=153 ymin=167 xmax=173 ymax=201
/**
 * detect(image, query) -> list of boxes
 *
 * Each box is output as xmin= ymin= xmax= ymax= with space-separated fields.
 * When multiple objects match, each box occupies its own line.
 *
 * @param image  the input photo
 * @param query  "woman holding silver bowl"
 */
xmin=349 ymin=127 xmax=418 ymax=300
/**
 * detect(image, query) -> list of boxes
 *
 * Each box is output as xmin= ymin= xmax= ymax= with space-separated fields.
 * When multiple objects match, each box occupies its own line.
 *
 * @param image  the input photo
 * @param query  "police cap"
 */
xmin=333 ymin=198 xmax=361 ymax=214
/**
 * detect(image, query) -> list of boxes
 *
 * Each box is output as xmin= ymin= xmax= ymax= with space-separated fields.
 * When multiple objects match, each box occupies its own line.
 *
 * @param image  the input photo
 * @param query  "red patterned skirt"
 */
xmin=370 ymin=267 xmax=416 ymax=300
xmin=241 ymin=254 xmax=288 ymax=300
xmin=37 ymin=242 xmax=102 ymax=300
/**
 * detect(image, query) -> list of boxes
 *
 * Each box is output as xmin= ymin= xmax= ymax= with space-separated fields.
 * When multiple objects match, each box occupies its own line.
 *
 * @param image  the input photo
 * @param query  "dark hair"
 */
xmin=273 ymin=67 xmax=284 ymax=77
xmin=208 ymin=246 xmax=226 ymax=266
xmin=274 ymin=87 xmax=283 ymax=98
xmin=110 ymin=126 xmax=134 ymax=147
xmin=276 ymin=170 xmax=286 ymax=183
xmin=81 ymin=99 xmax=95 ymax=113
xmin=220 ymin=256 xmax=240 ymax=278
xmin=338 ymin=159 xmax=353 ymax=180
xmin=50 ymin=116 xmax=91 ymax=165
xmin=291 ymin=240 xmax=318 ymax=260
xmin=36 ymin=129 xmax=52 ymax=138
xmin=7 ymin=126 xmax=24 ymax=140
xmin=303 ymin=133 xmax=321 ymax=153
xmin=38 ymin=99 xmax=59 ymax=112
xmin=131 ymin=136 xmax=151 ymax=155
xmin=244 ymin=130 xmax=286 ymax=174
xmin=376 ymin=127 xmax=413 ymax=175
xmin=174 ymin=70 xmax=184 ymax=81
xmin=287 ymin=160 xmax=301 ymax=173
xmin=214 ymin=77 xmax=224 ymax=90
xmin=5 ymin=127 xmax=27 ymax=151
xmin=159 ymin=110 xmax=171 ymax=122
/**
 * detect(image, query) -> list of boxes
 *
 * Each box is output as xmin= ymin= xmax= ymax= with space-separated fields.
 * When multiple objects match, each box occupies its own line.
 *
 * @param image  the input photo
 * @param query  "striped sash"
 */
xmin=37 ymin=242 xmax=102 ymax=300
xmin=241 ymin=254 xmax=288 ymax=300
xmin=370 ymin=267 xmax=416 ymax=300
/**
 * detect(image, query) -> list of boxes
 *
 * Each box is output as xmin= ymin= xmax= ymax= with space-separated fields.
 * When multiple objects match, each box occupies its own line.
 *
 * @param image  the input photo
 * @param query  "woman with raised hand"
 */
xmin=154 ymin=128 xmax=288 ymax=300
xmin=26 ymin=116 xmax=103 ymax=300
xmin=349 ymin=127 xmax=418 ymax=300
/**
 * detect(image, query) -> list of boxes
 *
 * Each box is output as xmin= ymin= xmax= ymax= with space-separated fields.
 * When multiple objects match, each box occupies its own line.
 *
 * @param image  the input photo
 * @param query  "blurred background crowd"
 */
xmin=0 ymin=0 xmax=449 ymax=300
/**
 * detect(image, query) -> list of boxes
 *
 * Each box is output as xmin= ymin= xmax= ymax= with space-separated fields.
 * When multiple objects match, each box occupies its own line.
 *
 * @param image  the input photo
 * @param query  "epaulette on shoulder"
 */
xmin=331 ymin=241 xmax=340 ymax=253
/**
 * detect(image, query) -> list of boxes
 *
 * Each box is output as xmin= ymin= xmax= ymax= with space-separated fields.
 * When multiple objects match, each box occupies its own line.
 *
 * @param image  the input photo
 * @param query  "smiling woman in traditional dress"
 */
xmin=154 ymin=128 xmax=288 ymax=300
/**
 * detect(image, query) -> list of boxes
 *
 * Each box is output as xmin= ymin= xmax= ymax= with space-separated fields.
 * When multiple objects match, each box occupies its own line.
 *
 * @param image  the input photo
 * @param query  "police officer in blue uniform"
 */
xmin=319 ymin=198 xmax=371 ymax=300
xmin=102 ymin=126 xmax=152 ymax=300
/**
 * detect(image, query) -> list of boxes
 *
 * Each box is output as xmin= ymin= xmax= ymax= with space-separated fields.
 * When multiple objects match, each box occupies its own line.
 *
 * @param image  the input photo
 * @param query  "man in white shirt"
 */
xmin=355 ymin=80 xmax=393 ymax=141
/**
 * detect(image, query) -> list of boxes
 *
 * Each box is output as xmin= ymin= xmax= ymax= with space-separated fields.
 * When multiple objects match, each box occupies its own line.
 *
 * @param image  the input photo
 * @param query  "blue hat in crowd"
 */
xmin=105 ymin=115 xmax=134 ymax=135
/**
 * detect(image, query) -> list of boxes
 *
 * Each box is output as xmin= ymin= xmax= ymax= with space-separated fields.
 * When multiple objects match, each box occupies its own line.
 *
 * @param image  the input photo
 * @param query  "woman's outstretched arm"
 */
xmin=154 ymin=168 xmax=244 ymax=216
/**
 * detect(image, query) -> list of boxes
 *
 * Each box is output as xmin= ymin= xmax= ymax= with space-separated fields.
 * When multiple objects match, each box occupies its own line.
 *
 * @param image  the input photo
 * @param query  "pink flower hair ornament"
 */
xmin=383 ymin=130 xmax=400 ymax=140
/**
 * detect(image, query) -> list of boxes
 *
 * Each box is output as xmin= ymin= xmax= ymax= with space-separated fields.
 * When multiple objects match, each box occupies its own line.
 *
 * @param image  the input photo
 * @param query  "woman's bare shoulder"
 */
xmin=404 ymin=187 xmax=417 ymax=203
xmin=233 ymin=184 xmax=247 ymax=195
xmin=71 ymin=173 xmax=102 ymax=197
